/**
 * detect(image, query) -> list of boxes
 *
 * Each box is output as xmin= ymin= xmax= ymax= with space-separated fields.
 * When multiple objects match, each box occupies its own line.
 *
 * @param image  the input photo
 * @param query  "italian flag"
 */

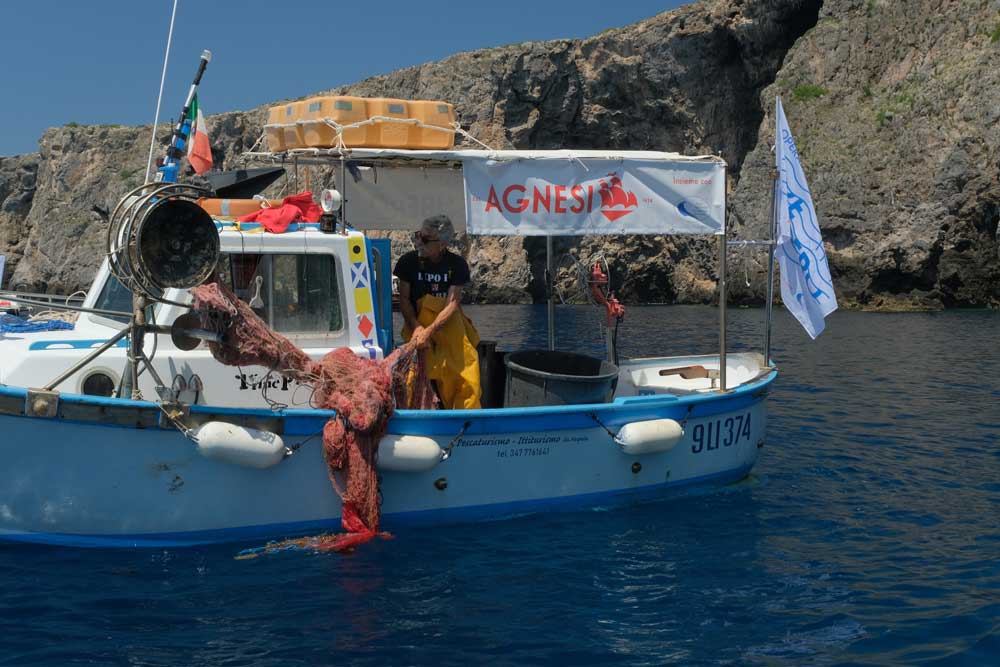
xmin=187 ymin=95 xmax=213 ymax=174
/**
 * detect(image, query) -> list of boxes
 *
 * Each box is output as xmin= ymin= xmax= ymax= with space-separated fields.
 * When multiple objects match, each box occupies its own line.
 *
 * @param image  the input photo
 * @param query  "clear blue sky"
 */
xmin=0 ymin=0 xmax=688 ymax=156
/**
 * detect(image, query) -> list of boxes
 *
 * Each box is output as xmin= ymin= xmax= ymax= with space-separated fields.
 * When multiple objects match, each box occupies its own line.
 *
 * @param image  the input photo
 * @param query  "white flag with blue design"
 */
xmin=775 ymin=97 xmax=837 ymax=338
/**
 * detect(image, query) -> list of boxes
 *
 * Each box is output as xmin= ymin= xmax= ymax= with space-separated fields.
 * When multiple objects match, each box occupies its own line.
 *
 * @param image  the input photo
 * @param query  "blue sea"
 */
xmin=1 ymin=306 xmax=998 ymax=666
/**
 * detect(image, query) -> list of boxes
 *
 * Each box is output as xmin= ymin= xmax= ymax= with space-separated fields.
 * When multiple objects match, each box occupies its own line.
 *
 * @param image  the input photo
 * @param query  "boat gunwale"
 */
xmin=0 ymin=365 xmax=776 ymax=428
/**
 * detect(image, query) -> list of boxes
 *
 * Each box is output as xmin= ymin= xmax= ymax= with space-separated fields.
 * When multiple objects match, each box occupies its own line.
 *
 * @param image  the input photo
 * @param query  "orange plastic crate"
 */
xmin=365 ymin=98 xmax=415 ymax=149
xmin=410 ymin=100 xmax=456 ymax=149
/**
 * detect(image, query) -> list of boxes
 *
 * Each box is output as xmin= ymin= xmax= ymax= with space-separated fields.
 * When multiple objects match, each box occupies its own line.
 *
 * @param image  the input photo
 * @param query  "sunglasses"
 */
xmin=414 ymin=232 xmax=441 ymax=244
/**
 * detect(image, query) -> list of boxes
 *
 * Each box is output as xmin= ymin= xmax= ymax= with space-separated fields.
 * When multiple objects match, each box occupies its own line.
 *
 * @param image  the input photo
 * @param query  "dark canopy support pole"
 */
xmin=719 ymin=233 xmax=727 ymax=391
xmin=546 ymin=235 xmax=555 ymax=351
xmin=764 ymin=169 xmax=778 ymax=365
xmin=340 ymin=157 xmax=348 ymax=234
xmin=129 ymin=295 xmax=148 ymax=400
xmin=719 ymin=171 xmax=728 ymax=391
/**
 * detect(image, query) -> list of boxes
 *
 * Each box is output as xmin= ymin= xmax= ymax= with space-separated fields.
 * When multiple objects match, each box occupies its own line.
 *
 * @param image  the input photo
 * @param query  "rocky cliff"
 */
xmin=1 ymin=0 xmax=997 ymax=309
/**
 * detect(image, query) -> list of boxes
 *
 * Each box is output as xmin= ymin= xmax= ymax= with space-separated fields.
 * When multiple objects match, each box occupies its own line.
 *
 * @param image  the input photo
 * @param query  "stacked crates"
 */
xmin=264 ymin=96 xmax=456 ymax=151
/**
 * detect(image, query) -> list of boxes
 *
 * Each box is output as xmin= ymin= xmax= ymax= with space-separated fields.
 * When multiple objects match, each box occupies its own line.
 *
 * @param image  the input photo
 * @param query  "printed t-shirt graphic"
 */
xmin=393 ymin=250 xmax=470 ymax=308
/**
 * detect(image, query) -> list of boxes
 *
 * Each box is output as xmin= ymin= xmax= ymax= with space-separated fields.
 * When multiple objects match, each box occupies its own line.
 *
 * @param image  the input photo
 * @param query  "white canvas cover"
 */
xmin=321 ymin=148 xmax=725 ymax=235
xmin=344 ymin=165 xmax=467 ymax=232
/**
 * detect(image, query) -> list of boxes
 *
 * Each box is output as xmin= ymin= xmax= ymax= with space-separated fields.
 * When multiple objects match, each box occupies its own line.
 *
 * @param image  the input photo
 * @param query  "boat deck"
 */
xmin=616 ymin=353 xmax=767 ymax=397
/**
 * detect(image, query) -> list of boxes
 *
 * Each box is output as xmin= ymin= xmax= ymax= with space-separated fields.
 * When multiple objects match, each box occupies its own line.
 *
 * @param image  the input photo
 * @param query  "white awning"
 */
xmin=461 ymin=154 xmax=725 ymax=236
xmin=264 ymin=148 xmax=727 ymax=236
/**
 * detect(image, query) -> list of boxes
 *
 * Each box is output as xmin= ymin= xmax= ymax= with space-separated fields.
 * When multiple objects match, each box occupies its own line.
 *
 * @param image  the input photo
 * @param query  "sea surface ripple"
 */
xmin=0 ymin=306 xmax=997 ymax=666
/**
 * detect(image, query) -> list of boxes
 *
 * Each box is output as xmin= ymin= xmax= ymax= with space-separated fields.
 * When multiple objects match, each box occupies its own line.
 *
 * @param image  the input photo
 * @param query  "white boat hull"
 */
xmin=0 ymin=370 xmax=771 ymax=547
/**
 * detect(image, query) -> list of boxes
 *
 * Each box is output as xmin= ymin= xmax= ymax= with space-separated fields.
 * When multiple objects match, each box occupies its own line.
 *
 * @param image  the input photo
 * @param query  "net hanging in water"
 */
xmin=190 ymin=282 xmax=435 ymax=553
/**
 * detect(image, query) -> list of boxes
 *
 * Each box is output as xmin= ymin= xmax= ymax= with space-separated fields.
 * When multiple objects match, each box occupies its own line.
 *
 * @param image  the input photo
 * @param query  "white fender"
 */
xmin=615 ymin=419 xmax=684 ymax=455
xmin=192 ymin=421 xmax=286 ymax=469
xmin=378 ymin=434 xmax=443 ymax=472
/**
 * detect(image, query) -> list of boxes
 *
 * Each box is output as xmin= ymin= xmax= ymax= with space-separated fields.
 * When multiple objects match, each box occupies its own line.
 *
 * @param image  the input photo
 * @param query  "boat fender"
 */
xmin=192 ymin=421 xmax=287 ymax=469
xmin=377 ymin=434 xmax=444 ymax=472
xmin=614 ymin=419 xmax=684 ymax=455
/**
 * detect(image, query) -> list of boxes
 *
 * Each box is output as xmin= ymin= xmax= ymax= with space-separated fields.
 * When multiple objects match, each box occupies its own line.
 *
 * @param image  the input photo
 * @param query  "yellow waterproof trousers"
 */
xmin=402 ymin=295 xmax=482 ymax=410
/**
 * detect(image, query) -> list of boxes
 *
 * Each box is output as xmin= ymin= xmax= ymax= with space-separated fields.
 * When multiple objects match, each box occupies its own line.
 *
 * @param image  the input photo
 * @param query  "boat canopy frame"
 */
xmin=243 ymin=147 xmax=780 ymax=391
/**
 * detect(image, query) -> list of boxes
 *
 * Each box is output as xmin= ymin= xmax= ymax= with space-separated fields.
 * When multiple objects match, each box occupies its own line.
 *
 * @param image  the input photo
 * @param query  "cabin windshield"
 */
xmin=92 ymin=275 xmax=133 ymax=323
xmin=93 ymin=275 xmax=162 ymax=324
xmin=219 ymin=253 xmax=344 ymax=334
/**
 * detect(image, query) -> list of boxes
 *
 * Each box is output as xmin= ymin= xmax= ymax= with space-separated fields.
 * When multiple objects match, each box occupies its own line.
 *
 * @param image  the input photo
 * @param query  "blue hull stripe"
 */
xmin=28 ymin=339 xmax=129 ymax=351
xmin=0 ymin=463 xmax=753 ymax=549
xmin=0 ymin=371 xmax=776 ymax=437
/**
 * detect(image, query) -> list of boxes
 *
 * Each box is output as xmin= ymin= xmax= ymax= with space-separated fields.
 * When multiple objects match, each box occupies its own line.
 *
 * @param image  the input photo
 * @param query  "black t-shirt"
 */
xmin=393 ymin=249 xmax=471 ymax=309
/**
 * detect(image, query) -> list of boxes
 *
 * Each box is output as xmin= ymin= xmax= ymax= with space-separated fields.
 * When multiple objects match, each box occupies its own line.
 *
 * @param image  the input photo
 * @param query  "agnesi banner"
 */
xmin=462 ymin=157 xmax=725 ymax=236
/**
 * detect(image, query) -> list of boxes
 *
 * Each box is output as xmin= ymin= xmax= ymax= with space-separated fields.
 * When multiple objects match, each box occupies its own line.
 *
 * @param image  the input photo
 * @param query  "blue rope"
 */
xmin=0 ymin=314 xmax=74 ymax=333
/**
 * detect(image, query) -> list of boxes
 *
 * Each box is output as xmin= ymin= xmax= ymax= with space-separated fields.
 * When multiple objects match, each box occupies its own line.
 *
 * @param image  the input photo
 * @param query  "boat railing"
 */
xmin=0 ymin=289 xmax=86 ymax=315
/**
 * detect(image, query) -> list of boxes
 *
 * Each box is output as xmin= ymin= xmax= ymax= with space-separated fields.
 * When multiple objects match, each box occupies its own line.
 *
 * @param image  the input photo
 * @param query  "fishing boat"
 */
xmin=0 ymin=152 xmax=777 ymax=547
xmin=0 ymin=55 xmax=786 ymax=549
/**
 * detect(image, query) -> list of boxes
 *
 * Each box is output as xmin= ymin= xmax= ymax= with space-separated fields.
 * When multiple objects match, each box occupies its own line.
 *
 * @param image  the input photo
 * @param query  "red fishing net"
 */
xmin=190 ymin=282 xmax=435 ymax=552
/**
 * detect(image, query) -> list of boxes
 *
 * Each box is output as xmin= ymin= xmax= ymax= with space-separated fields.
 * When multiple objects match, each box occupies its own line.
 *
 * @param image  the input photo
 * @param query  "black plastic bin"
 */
xmin=504 ymin=350 xmax=619 ymax=407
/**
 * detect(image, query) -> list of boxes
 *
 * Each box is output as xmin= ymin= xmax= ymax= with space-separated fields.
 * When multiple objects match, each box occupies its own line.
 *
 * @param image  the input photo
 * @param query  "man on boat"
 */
xmin=393 ymin=215 xmax=481 ymax=409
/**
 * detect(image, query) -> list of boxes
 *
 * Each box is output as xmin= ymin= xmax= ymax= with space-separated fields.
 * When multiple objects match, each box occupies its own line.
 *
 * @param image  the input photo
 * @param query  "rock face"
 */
xmin=730 ymin=0 xmax=1000 ymax=309
xmin=0 ymin=153 xmax=38 ymax=285
xmin=2 ymin=0 xmax=998 ymax=309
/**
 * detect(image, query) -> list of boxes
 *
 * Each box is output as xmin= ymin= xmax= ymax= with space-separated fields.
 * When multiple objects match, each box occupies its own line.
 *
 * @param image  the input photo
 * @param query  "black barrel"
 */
xmin=504 ymin=350 xmax=618 ymax=407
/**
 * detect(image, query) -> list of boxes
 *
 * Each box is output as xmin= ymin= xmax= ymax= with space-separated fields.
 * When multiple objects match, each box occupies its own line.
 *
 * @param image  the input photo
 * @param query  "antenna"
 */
xmin=145 ymin=0 xmax=179 ymax=184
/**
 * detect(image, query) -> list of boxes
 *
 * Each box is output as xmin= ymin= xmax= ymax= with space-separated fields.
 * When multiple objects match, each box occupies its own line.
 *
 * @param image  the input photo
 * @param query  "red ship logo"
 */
xmin=597 ymin=174 xmax=638 ymax=221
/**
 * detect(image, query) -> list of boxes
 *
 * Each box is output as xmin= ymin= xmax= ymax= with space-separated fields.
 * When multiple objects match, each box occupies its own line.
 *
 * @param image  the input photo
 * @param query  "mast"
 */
xmin=145 ymin=0 xmax=179 ymax=184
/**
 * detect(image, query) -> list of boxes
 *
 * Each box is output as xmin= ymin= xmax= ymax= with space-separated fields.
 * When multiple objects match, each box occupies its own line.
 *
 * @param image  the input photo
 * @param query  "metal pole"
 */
xmin=145 ymin=0 xmax=178 ymax=183
xmin=718 ymin=169 xmax=728 ymax=391
xmin=719 ymin=233 xmax=727 ymax=391
xmin=605 ymin=322 xmax=614 ymax=364
xmin=43 ymin=326 xmax=132 ymax=391
xmin=764 ymin=169 xmax=779 ymax=365
xmin=139 ymin=350 xmax=169 ymax=390
xmin=546 ymin=235 xmax=555 ymax=350
xmin=2 ymin=294 xmax=139 ymax=319
xmin=129 ymin=295 xmax=147 ymax=399
xmin=339 ymin=157 xmax=348 ymax=234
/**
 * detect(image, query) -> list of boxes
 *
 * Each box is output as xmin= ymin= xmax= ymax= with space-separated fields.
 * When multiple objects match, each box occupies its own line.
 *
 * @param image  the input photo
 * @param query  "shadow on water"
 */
xmin=2 ymin=306 xmax=999 ymax=666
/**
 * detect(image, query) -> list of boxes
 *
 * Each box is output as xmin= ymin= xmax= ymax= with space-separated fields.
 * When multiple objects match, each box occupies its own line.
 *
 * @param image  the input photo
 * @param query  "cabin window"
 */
xmin=220 ymin=253 xmax=344 ymax=334
xmin=93 ymin=275 xmax=133 ymax=323
xmin=92 ymin=275 xmax=161 ymax=324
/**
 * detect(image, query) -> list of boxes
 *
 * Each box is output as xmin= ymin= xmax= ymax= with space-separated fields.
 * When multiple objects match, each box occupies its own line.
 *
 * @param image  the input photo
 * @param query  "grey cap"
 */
xmin=420 ymin=214 xmax=455 ymax=244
